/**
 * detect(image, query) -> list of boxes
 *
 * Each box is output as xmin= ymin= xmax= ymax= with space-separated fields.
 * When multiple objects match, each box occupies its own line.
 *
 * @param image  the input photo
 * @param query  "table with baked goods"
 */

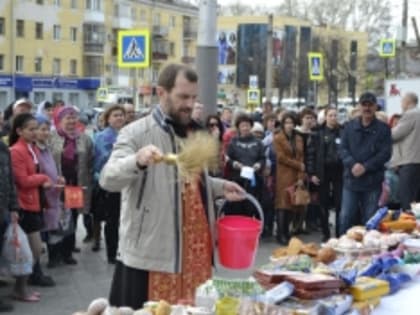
xmin=73 ymin=207 xmax=420 ymax=315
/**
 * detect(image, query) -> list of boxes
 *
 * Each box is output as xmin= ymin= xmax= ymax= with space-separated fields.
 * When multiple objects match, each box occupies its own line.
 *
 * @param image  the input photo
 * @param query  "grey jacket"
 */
xmin=49 ymin=131 xmax=93 ymax=213
xmin=391 ymin=107 xmax=420 ymax=167
xmin=100 ymin=108 xmax=226 ymax=273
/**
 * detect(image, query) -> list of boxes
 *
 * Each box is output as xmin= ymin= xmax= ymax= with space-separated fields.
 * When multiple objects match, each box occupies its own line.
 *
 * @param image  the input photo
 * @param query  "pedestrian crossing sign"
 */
xmin=118 ymin=30 xmax=150 ymax=68
xmin=247 ymin=89 xmax=260 ymax=104
xmin=379 ymin=39 xmax=396 ymax=58
xmin=308 ymin=52 xmax=323 ymax=81
xmin=96 ymin=87 xmax=108 ymax=102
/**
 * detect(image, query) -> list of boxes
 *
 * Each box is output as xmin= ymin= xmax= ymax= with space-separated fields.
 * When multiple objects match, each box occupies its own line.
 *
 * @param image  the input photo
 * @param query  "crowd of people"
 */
xmin=0 ymin=62 xmax=418 ymax=312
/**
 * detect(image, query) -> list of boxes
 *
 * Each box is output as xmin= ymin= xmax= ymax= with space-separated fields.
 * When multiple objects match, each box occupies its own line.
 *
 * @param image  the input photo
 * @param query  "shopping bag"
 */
xmin=2 ymin=223 xmax=33 ymax=276
xmin=64 ymin=185 xmax=84 ymax=209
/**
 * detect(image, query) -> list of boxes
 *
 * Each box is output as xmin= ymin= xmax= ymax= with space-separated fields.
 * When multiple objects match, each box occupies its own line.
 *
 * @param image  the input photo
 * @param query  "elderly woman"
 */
xmin=50 ymin=106 xmax=93 ymax=265
xmin=226 ymin=113 xmax=265 ymax=216
xmin=273 ymin=112 xmax=305 ymax=244
xmin=92 ymin=105 xmax=126 ymax=263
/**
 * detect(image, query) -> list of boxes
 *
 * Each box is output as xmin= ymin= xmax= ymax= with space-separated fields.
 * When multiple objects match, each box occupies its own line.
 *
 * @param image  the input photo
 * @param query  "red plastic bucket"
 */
xmin=217 ymin=194 xmax=263 ymax=269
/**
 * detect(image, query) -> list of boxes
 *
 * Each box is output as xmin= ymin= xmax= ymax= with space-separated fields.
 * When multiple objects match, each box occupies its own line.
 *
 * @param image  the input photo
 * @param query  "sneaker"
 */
xmin=0 ymin=300 xmax=13 ymax=312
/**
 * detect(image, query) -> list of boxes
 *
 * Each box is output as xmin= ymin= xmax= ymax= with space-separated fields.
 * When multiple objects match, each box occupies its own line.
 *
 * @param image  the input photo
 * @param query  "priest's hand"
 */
xmin=223 ymin=181 xmax=246 ymax=202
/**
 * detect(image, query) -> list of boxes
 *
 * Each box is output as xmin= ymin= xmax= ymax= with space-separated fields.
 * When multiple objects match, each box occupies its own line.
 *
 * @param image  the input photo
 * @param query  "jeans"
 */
xmin=398 ymin=164 xmax=420 ymax=210
xmin=339 ymin=186 xmax=382 ymax=236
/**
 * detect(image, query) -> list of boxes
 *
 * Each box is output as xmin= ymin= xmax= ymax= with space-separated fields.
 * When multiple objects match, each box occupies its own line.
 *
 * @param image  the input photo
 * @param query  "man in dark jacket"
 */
xmin=338 ymin=92 xmax=392 ymax=235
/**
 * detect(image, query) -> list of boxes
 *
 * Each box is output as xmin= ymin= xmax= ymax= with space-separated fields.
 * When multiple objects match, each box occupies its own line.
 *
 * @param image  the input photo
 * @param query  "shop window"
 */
xmin=69 ymin=93 xmax=80 ymax=106
xmin=34 ymin=92 xmax=46 ymax=105
xmin=52 ymin=92 xmax=63 ymax=103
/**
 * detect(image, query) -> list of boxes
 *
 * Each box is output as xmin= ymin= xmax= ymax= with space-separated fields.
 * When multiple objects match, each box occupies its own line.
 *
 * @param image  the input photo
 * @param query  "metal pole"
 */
xmin=265 ymin=14 xmax=273 ymax=101
xmin=10 ymin=0 xmax=15 ymax=100
xmin=196 ymin=0 xmax=218 ymax=117
xmin=401 ymin=0 xmax=408 ymax=75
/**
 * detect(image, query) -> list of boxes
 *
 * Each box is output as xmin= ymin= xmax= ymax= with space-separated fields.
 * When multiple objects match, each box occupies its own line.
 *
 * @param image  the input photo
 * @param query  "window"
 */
xmin=53 ymin=0 xmax=61 ymax=6
xmin=170 ymin=42 xmax=175 ymax=57
xmin=34 ymin=92 xmax=45 ymax=105
xmin=131 ymin=8 xmax=136 ymax=20
xmin=71 ymin=0 xmax=77 ymax=9
xmin=52 ymin=92 xmax=63 ymax=103
xmin=36 ymin=0 xmax=44 ymax=4
xmin=83 ymin=23 xmax=105 ymax=43
xmin=0 ymin=18 xmax=4 ymax=35
xmin=83 ymin=56 xmax=103 ymax=77
xmin=0 ymin=91 xmax=7 ymax=109
xmin=34 ymin=57 xmax=42 ymax=72
xmin=113 ymin=4 xmax=119 ymax=17
xmin=70 ymin=59 xmax=77 ymax=75
xmin=35 ymin=23 xmax=43 ymax=39
xmin=86 ymin=0 xmax=101 ymax=11
xmin=53 ymin=25 xmax=60 ymax=40
xmin=69 ymin=93 xmax=79 ymax=107
xmin=52 ymin=58 xmax=61 ymax=75
xmin=16 ymin=56 xmax=24 ymax=72
xmin=153 ymin=13 xmax=160 ymax=25
xmin=169 ymin=16 xmax=176 ymax=28
xmin=70 ymin=27 xmax=77 ymax=42
xmin=16 ymin=20 xmax=24 ymax=37
xmin=0 ymin=54 xmax=4 ymax=71
xmin=140 ymin=9 xmax=146 ymax=21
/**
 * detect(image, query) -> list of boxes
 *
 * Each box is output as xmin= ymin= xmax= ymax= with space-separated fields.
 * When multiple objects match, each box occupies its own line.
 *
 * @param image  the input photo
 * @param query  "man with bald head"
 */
xmin=391 ymin=92 xmax=420 ymax=210
xmin=123 ymin=103 xmax=137 ymax=125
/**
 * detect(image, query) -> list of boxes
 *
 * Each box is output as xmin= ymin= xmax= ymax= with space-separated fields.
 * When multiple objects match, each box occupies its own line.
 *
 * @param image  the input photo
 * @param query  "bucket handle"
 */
xmin=217 ymin=193 xmax=264 ymax=232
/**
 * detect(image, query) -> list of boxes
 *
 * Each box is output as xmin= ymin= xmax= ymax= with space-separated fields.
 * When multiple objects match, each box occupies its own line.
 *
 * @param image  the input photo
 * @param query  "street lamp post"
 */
xmin=196 ymin=0 xmax=218 ymax=117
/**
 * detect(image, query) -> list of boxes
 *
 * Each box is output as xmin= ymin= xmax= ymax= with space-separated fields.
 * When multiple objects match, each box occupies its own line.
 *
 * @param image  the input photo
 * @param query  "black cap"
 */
xmin=359 ymin=92 xmax=377 ymax=105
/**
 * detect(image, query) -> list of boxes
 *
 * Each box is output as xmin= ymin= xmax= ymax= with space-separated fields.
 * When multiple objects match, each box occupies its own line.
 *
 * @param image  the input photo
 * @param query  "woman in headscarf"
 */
xmin=36 ymin=101 xmax=54 ymax=123
xmin=92 ymin=105 xmax=126 ymax=264
xmin=50 ymin=106 xmax=93 ymax=265
xmin=35 ymin=114 xmax=66 ymax=268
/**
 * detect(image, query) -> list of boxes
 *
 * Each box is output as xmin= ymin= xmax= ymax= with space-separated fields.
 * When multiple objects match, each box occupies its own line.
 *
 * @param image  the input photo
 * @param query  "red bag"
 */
xmin=64 ymin=186 xmax=84 ymax=209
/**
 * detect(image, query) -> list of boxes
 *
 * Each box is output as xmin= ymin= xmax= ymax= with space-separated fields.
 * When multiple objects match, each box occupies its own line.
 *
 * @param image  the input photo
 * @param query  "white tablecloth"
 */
xmin=373 ymin=281 xmax=420 ymax=315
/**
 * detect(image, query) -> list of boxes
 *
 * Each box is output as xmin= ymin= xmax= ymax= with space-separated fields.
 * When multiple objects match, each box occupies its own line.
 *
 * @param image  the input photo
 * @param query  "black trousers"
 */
xmin=398 ymin=164 xmax=420 ymax=210
xmin=319 ymin=166 xmax=342 ymax=238
xmin=109 ymin=261 xmax=149 ymax=309
xmin=104 ymin=193 xmax=121 ymax=260
xmin=61 ymin=210 xmax=79 ymax=259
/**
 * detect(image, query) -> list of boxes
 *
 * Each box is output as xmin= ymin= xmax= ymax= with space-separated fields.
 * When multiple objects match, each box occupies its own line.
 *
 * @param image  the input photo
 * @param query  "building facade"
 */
xmin=0 ymin=0 xmax=198 ymax=110
xmin=216 ymin=15 xmax=368 ymax=107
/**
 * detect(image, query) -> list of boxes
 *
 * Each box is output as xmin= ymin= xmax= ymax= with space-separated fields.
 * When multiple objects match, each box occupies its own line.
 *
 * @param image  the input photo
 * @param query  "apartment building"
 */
xmin=0 ymin=0 xmax=198 ymax=109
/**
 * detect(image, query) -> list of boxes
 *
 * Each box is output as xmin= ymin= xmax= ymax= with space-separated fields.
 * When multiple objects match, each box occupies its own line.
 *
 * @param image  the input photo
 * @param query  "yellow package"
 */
xmin=350 ymin=277 xmax=390 ymax=302
xmin=216 ymin=297 xmax=239 ymax=315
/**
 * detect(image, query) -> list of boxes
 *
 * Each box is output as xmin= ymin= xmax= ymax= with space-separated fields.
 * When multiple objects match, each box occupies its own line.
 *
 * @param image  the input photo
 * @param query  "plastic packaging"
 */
xmin=195 ymin=280 xmax=219 ymax=311
xmin=318 ymin=294 xmax=353 ymax=315
xmin=262 ymin=281 xmax=294 ymax=305
xmin=365 ymin=207 xmax=388 ymax=230
xmin=215 ymin=297 xmax=239 ymax=315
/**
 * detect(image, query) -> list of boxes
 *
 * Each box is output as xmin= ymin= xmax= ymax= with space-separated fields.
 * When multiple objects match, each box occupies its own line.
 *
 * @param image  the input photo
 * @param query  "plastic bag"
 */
xmin=195 ymin=280 xmax=219 ymax=311
xmin=1 ymin=223 xmax=33 ymax=276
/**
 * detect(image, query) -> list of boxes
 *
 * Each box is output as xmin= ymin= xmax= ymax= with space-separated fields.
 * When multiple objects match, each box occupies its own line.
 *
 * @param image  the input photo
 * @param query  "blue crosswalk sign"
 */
xmin=118 ymin=30 xmax=150 ymax=68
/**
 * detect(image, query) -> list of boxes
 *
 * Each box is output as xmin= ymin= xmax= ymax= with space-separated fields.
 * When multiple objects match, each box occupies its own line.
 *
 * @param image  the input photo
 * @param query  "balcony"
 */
xmin=152 ymin=25 xmax=169 ymax=37
xmin=183 ymin=28 xmax=197 ymax=40
xmin=84 ymin=11 xmax=105 ymax=23
xmin=182 ymin=56 xmax=195 ymax=64
xmin=83 ymin=42 xmax=105 ymax=55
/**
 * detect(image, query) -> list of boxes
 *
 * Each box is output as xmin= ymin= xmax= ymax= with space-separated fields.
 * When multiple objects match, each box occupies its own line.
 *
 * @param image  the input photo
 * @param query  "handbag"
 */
xmin=286 ymin=183 xmax=311 ymax=206
xmin=64 ymin=185 xmax=84 ymax=209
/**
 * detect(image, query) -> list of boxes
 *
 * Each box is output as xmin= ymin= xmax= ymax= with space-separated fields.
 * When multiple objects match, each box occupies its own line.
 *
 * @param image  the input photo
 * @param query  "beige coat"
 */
xmin=391 ymin=107 xmax=420 ymax=167
xmin=273 ymin=130 xmax=305 ymax=210
xmin=100 ymin=112 xmax=226 ymax=274
xmin=49 ymin=131 xmax=93 ymax=213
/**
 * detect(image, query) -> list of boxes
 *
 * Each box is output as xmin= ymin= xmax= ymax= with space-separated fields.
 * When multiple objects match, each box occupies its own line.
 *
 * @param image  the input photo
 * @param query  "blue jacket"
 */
xmin=339 ymin=118 xmax=392 ymax=191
